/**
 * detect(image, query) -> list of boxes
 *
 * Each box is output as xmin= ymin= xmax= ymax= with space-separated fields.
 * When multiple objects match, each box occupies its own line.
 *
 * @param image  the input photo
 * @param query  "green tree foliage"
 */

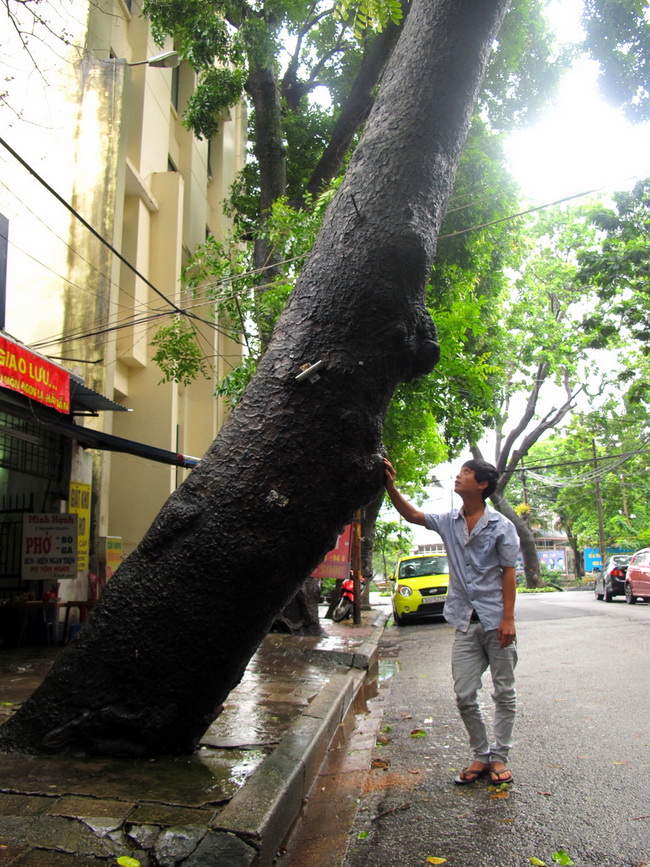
xmin=471 ymin=203 xmax=610 ymax=585
xmin=144 ymin=0 xmax=558 ymax=142
xmin=150 ymin=316 xmax=211 ymax=386
xmin=486 ymin=203 xmax=603 ymax=482
xmin=512 ymin=403 xmax=650 ymax=554
xmin=372 ymin=519 xmax=413 ymax=580
xmin=582 ymin=0 xmax=650 ymax=122
xmin=578 ymin=178 xmax=650 ymax=355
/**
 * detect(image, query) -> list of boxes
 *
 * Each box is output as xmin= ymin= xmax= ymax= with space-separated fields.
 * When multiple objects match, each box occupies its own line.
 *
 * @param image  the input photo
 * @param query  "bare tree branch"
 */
xmin=495 ymin=359 xmax=550 ymax=476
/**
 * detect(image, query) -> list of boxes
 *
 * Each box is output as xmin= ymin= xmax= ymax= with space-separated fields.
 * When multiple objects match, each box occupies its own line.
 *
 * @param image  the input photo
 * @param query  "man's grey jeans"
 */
xmin=451 ymin=622 xmax=517 ymax=765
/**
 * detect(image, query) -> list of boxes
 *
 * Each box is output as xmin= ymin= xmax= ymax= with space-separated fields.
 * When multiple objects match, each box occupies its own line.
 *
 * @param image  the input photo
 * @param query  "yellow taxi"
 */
xmin=390 ymin=553 xmax=449 ymax=625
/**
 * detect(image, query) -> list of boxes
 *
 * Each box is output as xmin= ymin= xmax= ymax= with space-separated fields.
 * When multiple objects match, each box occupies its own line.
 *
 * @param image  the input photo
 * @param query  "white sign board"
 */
xmin=22 ymin=514 xmax=79 ymax=580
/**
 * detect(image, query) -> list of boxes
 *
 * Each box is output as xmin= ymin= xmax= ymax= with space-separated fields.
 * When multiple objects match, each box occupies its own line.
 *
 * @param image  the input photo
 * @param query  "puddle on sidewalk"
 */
xmin=378 ymin=658 xmax=400 ymax=684
xmin=0 ymin=747 xmax=266 ymax=808
xmin=0 ymin=615 xmax=371 ymax=821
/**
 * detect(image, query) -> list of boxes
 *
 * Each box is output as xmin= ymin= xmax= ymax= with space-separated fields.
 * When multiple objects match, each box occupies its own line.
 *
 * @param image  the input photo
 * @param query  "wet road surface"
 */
xmin=341 ymin=590 xmax=650 ymax=867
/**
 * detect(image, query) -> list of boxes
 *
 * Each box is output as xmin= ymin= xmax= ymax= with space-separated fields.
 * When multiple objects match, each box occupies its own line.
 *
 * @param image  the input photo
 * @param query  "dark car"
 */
xmin=594 ymin=555 xmax=632 ymax=602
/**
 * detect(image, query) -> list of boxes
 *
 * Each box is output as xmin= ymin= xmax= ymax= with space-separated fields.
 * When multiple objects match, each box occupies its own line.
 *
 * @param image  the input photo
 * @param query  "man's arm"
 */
xmin=498 ymin=565 xmax=517 ymax=648
xmin=384 ymin=459 xmax=426 ymax=526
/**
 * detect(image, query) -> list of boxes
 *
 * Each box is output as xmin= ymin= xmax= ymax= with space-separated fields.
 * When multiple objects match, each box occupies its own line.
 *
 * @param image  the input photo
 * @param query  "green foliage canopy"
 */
xmin=511 ymin=403 xmax=650 ymax=552
xmin=372 ymin=519 xmax=413 ymax=579
xmin=578 ymin=178 xmax=650 ymax=355
xmin=582 ymin=0 xmax=650 ymax=123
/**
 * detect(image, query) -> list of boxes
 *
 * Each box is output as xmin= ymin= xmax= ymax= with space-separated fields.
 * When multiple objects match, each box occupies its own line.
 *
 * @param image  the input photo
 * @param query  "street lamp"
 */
xmin=128 ymin=50 xmax=180 ymax=69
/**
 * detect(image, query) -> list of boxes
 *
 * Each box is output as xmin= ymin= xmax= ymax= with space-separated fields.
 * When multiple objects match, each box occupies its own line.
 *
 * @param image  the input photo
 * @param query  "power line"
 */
xmin=4 ymin=133 xmax=643 ymax=374
xmin=0 ymin=175 xmax=159 ymax=321
xmin=0 ymin=136 xmax=187 ymax=317
xmin=521 ymin=446 xmax=650 ymax=473
xmin=438 ymin=186 xmax=604 ymax=241
xmin=0 ymin=136 xmax=243 ymax=348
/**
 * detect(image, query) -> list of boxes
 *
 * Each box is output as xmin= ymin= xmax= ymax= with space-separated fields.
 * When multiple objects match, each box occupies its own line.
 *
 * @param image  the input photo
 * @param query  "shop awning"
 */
xmin=69 ymin=379 xmax=128 ymax=415
xmin=46 ymin=419 xmax=201 ymax=469
xmin=0 ymin=388 xmax=200 ymax=469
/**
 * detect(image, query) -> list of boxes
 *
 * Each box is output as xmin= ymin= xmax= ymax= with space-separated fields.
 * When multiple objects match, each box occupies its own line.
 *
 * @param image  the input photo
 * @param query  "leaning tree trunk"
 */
xmin=491 ymin=492 xmax=543 ymax=588
xmin=0 ymin=0 xmax=511 ymax=756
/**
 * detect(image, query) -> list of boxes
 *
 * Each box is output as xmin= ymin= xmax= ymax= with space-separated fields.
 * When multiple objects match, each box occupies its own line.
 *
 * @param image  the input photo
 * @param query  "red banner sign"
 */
xmin=0 ymin=336 xmax=70 ymax=413
xmin=312 ymin=524 xmax=353 ymax=581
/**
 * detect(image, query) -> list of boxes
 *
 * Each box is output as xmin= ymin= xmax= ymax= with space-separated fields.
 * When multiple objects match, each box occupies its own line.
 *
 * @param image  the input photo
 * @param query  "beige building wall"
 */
xmin=0 ymin=0 xmax=246 ymax=558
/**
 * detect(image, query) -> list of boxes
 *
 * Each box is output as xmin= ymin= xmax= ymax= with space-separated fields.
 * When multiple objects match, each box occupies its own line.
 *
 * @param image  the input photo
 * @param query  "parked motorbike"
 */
xmin=331 ymin=572 xmax=365 ymax=621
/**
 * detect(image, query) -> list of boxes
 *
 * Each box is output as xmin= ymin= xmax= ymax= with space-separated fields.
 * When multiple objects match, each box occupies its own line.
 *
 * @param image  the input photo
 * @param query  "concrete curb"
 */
xmin=213 ymin=614 xmax=387 ymax=866
xmin=352 ymin=614 xmax=388 ymax=670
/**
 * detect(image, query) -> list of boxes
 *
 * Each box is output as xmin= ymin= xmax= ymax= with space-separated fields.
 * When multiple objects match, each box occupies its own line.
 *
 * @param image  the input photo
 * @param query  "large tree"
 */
xmin=0 ymin=0 xmax=513 ymax=756
xmin=147 ymin=0 xmax=544 ymax=625
xmin=473 ymin=205 xmax=605 ymax=586
xmin=168 ymin=112 xmax=526 ymax=624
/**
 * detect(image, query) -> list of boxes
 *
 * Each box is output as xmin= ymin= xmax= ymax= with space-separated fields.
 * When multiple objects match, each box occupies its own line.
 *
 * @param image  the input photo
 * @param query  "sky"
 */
xmin=504 ymin=0 xmax=650 ymax=203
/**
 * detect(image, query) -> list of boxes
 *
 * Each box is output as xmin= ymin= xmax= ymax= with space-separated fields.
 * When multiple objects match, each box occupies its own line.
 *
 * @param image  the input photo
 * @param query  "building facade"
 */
xmin=0 ymin=0 xmax=245 ymax=635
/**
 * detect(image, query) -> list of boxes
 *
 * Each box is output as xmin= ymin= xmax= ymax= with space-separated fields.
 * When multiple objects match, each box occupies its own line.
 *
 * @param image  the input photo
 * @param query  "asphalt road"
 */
xmin=344 ymin=590 xmax=650 ymax=867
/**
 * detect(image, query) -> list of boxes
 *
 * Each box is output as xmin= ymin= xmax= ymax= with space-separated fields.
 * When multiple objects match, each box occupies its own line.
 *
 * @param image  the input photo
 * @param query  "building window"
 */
xmin=171 ymin=64 xmax=180 ymax=112
xmin=0 ymin=413 xmax=63 ymax=480
xmin=168 ymin=156 xmax=177 ymax=172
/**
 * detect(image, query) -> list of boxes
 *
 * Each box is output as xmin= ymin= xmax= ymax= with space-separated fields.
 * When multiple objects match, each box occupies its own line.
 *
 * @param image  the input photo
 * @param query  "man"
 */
xmin=384 ymin=457 xmax=519 ymax=785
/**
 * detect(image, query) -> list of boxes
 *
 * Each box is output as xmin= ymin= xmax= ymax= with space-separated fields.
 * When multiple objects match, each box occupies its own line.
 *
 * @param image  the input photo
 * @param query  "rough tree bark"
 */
xmin=250 ymin=8 xmax=406 ymax=633
xmin=271 ymin=576 xmax=323 ymax=635
xmin=0 ymin=0 xmax=511 ymax=756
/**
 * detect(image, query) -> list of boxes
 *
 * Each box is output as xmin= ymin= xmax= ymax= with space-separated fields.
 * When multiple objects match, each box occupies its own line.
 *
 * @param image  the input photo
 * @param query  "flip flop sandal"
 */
xmin=454 ymin=765 xmax=490 ymax=785
xmin=490 ymin=768 xmax=514 ymax=784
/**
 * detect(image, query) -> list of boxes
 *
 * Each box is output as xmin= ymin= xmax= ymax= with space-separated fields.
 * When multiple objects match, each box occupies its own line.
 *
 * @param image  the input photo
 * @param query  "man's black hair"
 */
xmin=462 ymin=459 xmax=499 ymax=501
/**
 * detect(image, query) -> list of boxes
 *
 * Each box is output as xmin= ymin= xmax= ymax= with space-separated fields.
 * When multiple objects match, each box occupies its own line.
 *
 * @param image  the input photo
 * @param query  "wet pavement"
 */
xmin=279 ymin=644 xmax=400 ymax=867
xmin=345 ymin=591 xmax=650 ymax=867
xmin=0 ymin=603 xmax=388 ymax=866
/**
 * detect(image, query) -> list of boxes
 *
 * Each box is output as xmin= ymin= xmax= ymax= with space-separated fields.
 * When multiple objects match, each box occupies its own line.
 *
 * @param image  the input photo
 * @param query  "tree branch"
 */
xmin=296 ymin=6 xmax=410 ymax=204
xmin=495 ymin=359 xmax=550 ymax=476
xmin=498 ymin=374 xmax=583 ymax=493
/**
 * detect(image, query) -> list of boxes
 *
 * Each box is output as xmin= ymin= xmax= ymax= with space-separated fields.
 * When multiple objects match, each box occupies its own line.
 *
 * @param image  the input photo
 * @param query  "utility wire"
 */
xmin=0 ymin=175 xmax=157 ymax=320
xmin=438 ymin=186 xmax=603 ymax=240
xmin=3 ymin=135 xmax=641 ymax=364
xmin=518 ymin=445 xmax=650 ymax=489
xmin=521 ymin=446 xmax=650 ymax=473
xmin=0 ymin=138 xmax=240 ymax=351
xmin=0 ymin=136 xmax=186 ymax=316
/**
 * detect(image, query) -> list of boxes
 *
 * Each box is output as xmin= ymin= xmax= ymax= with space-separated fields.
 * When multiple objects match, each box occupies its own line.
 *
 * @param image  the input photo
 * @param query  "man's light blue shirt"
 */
xmin=424 ymin=504 xmax=519 ymax=632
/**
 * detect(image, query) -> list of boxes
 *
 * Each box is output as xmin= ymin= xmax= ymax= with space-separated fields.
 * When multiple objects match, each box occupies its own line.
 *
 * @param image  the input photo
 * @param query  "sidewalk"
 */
xmin=0 ymin=603 xmax=388 ymax=866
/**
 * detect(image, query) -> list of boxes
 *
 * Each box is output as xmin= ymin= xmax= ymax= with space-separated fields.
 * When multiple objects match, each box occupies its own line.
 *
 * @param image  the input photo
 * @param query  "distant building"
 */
xmin=413 ymin=541 xmax=446 ymax=556
xmin=0 ymin=0 xmax=245 ymax=635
